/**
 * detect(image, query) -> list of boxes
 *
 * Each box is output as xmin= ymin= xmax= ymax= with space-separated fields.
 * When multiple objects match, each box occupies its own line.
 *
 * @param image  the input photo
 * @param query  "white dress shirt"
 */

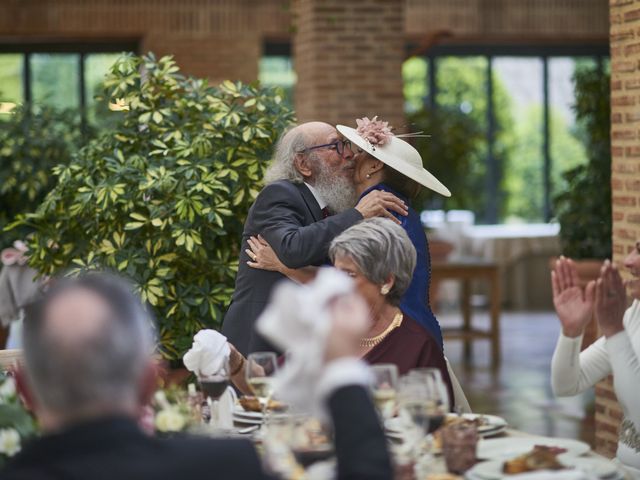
xmin=304 ymin=182 xmax=328 ymax=211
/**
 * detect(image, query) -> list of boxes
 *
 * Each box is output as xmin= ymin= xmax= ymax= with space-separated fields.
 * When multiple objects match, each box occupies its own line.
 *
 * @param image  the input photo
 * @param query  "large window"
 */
xmin=403 ymin=45 xmax=608 ymax=224
xmin=259 ymin=41 xmax=295 ymax=109
xmin=0 ymin=42 xmax=137 ymax=130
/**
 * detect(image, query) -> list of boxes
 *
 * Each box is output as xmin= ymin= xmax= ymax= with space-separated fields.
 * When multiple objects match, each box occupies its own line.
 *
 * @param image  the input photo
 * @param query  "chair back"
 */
xmin=0 ymin=349 xmax=23 ymax=371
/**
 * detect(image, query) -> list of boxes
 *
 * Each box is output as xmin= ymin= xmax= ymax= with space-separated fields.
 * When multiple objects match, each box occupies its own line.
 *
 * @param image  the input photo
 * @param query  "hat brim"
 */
xmin=337 ymin=125 xmax=451 ymax=198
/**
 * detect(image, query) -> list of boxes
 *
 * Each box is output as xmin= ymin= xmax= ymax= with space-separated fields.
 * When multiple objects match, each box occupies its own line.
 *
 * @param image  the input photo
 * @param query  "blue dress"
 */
xmin=360 ymin=183 xmax=444 ymax=349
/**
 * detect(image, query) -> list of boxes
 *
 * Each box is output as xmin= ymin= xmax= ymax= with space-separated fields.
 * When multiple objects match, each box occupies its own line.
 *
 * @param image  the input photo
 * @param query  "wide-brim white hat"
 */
xmin=337 ymin=124 xmax=451 ymax=197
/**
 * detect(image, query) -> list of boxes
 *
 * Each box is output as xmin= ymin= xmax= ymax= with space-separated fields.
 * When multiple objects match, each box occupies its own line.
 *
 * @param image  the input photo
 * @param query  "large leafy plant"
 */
xmin=12 ymin=53 xmax=295 ymax=360
xmin=553 ymin=66 xmax=611 ymax=259
xmin=0 ymin=105 xmax=85 ymax=249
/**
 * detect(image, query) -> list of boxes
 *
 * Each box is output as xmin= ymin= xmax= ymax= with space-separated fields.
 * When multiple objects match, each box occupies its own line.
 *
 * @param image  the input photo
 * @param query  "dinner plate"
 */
xmin=477 ymin=437 xmax=591 ymax=461
xmin=466 ymin=457 xmax=623 ymax=480
xmin=454 ymin=414 xmax=508 ymax=433
xmin=385 ymin=415 xmax=507 ymax=439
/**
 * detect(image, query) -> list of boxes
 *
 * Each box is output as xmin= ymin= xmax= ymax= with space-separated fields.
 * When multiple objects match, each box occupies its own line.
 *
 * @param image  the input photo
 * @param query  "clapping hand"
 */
xmin=594 ymin=260 xmax=626 ymax=338
xmin=551 ymin=256 xmax=595 ymax=338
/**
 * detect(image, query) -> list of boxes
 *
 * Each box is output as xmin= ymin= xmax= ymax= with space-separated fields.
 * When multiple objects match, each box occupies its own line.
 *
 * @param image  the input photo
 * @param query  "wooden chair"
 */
xmin=0 ymin=349 xmax=23 ymax=370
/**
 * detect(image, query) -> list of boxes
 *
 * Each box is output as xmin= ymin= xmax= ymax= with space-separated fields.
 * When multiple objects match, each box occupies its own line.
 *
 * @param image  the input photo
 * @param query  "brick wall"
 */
xmin=293 ymin=0 xmax=406 ymax=129
xmin=599 ymin=0 xmax=639 ymax=459
xmin=0 ymin=0 xmax=291 ymax=84
xmin=0 ymin=0 xmax=609 ymax=87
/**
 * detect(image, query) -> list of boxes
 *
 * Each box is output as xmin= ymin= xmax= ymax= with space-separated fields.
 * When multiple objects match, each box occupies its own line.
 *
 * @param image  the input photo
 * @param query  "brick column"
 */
xmin=598 ymin=0 xmax=639 ymax=458
xmin=293 ymin=0 xmax=406 ymax=130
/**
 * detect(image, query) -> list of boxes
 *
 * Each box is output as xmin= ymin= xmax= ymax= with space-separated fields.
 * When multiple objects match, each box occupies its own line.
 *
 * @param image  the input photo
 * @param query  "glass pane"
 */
xmin=259 ymin=56 xmax=296 ymax=107
xmin=85 ymin=53 xmax=123 ymax=131
xmin=403 ymin=56 xmax=428 ymax=113
xmin=435 ymin=56 xmax=489 ymax=221
xmin=494 ymin=57 xmax=544 ymax=222
xmin=0 ymin=54 xmax=23 ymax=105
xmin=30 ymin=54 xmax=80 ymax=109
xmin=549 ymin=57 xmax=594 ymax=206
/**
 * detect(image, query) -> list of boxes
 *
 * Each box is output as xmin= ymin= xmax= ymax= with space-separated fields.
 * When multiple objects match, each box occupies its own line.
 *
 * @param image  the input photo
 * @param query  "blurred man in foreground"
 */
xmin=3 ymin=272 xmax=392 ymax=480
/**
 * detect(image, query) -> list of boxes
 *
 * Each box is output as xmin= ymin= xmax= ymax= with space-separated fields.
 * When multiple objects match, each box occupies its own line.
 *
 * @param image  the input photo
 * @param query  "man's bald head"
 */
xmin=23 ymin=273 xmax=155 ymax=425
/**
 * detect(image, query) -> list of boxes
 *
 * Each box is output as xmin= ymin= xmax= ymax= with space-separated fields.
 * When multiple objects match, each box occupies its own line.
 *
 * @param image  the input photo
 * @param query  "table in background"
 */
xmin=431 ymin=259 xmax=501 ymax=368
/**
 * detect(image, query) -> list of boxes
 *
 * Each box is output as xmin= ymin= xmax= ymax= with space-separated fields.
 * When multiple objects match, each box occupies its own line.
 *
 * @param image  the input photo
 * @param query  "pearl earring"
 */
xmin=366 ymin=173 xmax=371 ymax=179
xmin=380 ymin=285 xmax=390 ymax=295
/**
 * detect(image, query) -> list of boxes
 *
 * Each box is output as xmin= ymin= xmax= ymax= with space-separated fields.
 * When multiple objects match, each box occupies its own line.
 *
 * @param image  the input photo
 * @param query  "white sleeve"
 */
xmin=605 ymin=330 xmax=640 ymax=430
xmin=551 ymin=332 xmax=611 ymax=396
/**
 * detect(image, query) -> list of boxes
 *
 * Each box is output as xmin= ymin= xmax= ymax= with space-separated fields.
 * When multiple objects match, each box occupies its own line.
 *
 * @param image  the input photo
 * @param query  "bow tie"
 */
xmin=321 ymin=207 xmax=330 ymax=219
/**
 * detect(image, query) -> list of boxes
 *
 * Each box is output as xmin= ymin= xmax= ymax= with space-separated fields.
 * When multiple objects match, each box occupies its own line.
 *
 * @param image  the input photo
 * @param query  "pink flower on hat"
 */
xmin=355 ymin=116 xmax=394 ymax=146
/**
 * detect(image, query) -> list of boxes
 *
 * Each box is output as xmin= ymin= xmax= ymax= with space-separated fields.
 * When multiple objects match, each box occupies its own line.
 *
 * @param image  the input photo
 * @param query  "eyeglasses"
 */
xmin=299 ymin=139 xmax=352 ymax=157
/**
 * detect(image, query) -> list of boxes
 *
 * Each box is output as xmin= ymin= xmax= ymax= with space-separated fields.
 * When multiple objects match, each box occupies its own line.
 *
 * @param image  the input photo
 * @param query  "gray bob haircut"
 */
xmin=329 ymin=218 xmax=417 ymax=306
xmin=23 ymin=272 xmax=156 ymax=418
xmin=264 ymin=124 xmax=307 ymax=184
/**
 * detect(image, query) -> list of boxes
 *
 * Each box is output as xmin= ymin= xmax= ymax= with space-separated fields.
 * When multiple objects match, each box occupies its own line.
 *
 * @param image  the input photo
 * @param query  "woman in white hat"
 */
xmin=247 ymin=116 xmax=450 ymax=349
xmin=335 ymin=116 xmax=451 ymax=349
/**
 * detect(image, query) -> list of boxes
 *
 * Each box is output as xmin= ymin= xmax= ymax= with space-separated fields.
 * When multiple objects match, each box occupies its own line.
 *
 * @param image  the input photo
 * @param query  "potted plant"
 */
xmin=552 ymin=65 xmax=611 ymax=348
xmin=9 ymin=53 xmax=295 ymax=363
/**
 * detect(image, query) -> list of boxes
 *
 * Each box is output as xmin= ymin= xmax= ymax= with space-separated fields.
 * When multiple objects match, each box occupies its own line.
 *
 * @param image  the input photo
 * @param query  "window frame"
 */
xmin=0 ymin=40 xmax=139 ymax=133
xmin=415 ymin=43 xmax=609 ymax=223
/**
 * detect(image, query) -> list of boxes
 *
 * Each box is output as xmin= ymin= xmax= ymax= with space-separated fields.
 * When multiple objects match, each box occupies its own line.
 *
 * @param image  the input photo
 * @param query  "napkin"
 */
xmin=256 ymin=268 xmax=362 ymax=418
xmin=211 ymin=387 xmax=237 ymax=430
xmin=183 ymin=329 xmax=230 ymax=378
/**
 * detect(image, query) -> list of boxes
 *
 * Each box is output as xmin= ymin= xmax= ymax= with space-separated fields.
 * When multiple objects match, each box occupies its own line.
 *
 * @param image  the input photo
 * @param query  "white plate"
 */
xmin=233 ymin=406 xmax=264 ymax=419
xmin=454 ymin=414 xmax=508 ymax=433
xmin=559 ymin=455 xmax=621 ymax=478
xmin=386 ymin=415 xmax=507 ymax=437
xmin=477 ymin=437 xmax=591 ymax=461
xmin=466 ymin=457 xmax=622 ymax=480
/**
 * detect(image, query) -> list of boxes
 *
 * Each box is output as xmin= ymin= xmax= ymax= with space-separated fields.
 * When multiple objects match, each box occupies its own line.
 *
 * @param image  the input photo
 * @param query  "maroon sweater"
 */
xmin=363 ymin=312 xmax=454 ymax=408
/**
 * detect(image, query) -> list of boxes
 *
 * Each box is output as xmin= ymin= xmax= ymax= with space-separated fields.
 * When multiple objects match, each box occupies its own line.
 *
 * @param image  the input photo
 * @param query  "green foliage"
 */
xmin=10 ymin=53 xmax=295 ymax=360
xmin=0 ymin=104 xmax=85 ymax=249
xmin=408 ymin=105 xmax=485 ymax=210
xmin=504 ymin=105 xmax=590 ymax=222
xmin=0 ymin=373 xmax=38 ymax=468
xmin=405 ymin=57 xmax=515 ymax=218
xmin=553 ymin=66 xmax=611 ymax=259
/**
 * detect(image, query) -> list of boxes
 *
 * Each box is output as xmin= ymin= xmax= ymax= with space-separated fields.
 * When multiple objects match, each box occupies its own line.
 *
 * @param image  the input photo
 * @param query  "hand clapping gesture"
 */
xmin=551 ymin=256 xmax=595 ymax=338
xmin=594 ymin=260 xmax=627 ymax=338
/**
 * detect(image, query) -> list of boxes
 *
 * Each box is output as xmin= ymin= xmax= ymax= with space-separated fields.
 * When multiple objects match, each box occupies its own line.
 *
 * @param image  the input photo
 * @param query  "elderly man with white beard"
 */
xmin=222 ymin=121 xmax=408 ymax=355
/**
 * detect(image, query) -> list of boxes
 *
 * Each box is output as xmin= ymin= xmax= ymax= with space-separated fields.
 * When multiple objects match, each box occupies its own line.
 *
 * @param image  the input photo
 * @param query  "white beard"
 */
xmin=313 ymin=163 xmax=358 ymax=214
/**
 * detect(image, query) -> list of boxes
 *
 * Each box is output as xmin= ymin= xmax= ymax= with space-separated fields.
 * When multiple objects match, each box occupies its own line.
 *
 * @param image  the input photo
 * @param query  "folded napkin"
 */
xmin=212 ymin=387 xmax=237 ymax=430
xmin=183 ymin=329 xmax=230 ymax=378
xmin=256 ymin=268 xmax=363 ymax=418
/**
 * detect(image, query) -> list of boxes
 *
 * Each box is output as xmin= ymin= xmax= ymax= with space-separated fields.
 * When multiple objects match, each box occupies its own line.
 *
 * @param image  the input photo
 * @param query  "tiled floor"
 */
xmin=439 ymin=308 xmax=595 ymax=445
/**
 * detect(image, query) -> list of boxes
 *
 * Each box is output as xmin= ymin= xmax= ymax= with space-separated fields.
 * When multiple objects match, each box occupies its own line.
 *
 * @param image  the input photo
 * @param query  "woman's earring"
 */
xmin=380 ymin=285 xmax=390 ymax=295
xmin=366 ymin=173 xmax=371 ymax=179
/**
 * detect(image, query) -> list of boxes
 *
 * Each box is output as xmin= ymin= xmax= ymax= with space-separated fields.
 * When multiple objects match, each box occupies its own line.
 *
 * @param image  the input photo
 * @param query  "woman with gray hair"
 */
xmin=228 ymin=218 xmax=453 ymax=404
xmin=327 ymin=218 xmax=453 ymax=403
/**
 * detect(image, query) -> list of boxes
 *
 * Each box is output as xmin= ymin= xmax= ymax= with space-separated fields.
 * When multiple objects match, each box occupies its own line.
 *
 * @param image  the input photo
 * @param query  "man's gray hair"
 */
xmin=264 ymin=125 xmax=307 ymax=184
xmin=329 ymin=218 xmax=416 ymax=306
xmin=23 ymin=272 xmax=156 ymax=418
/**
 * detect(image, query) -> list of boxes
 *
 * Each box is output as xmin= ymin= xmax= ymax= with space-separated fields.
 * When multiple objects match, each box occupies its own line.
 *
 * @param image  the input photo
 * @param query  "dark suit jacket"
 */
xmin=2 ymin=386 xmax=392 ymax=480
xmin=222 ymin=180 xmax=362 ymax=355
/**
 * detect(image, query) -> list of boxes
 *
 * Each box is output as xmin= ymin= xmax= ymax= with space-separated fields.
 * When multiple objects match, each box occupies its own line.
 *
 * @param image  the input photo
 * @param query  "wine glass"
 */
xmin=198 ymin=357 xmax=230 ymax=428
xmin=245 ymin=352 xmax=278 ymax=420
xmin=371 ymin=364 xmax=398 ymax=419
xmin=397 ymin=376 xmax=432 ymax=437
xmin=407 ymin=368 xmax=450 ymax=433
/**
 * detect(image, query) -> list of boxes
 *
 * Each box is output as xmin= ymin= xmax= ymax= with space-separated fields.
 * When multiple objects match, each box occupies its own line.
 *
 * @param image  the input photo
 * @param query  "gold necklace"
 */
xmin=360 ymin=312 xmax=403 ymax=348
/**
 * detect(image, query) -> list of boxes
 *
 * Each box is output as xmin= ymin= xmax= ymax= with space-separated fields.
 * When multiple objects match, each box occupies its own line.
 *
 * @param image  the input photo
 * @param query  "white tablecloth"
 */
xmin=431 ymin=223 xmax=561 ymax=310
